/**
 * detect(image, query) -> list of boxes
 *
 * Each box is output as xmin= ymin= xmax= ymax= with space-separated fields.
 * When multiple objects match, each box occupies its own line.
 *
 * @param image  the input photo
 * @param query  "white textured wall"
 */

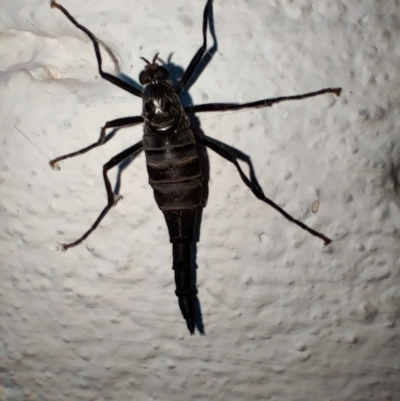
xmin=1 ymin=0 xmax=399 ymax=400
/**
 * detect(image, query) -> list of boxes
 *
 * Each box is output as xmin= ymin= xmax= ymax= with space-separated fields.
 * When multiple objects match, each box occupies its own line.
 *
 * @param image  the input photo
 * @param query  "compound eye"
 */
xmin=155 ymin=66 xmax=169 ymax=81
xmin=139 ymin=70 xmax=150 ymax=85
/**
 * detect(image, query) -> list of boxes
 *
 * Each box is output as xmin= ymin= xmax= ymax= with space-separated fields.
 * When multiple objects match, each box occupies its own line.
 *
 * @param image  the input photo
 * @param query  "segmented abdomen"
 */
xmin=143 ymin=115 xmax=201 ymax=333
xmin=143 ymin=116 xmax=202 ymax=216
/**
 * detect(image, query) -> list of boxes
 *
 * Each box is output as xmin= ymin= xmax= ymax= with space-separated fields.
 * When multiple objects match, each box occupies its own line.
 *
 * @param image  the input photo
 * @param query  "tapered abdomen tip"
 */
xmin=186 ymin=317 xmax=195 ymax=335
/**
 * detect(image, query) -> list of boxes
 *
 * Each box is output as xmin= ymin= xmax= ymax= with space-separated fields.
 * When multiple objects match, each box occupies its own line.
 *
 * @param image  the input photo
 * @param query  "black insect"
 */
xmin=50 ymin=0 xmax=341 ymax=334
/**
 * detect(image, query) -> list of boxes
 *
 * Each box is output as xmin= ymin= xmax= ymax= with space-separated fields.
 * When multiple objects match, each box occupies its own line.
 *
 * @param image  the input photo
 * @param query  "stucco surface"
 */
xmin=0 ymin=0 xmax=399 ymax=400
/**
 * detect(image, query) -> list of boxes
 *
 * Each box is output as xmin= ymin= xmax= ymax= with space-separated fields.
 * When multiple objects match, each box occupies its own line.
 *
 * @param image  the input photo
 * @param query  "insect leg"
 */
xmin=195 ymin=133 xmax=332 ymax=245
xmin=50 ymin=0 xmax=142 ymax=97
xmin=61 ymin=140 xmax=143 ymax=250
xmin=174 ymin=0 xmax=213 ymax=95
xmin=184 ymin=87 xmax=341 ymax=113
xmin=49 ymin=116 xmax=143 ymax=169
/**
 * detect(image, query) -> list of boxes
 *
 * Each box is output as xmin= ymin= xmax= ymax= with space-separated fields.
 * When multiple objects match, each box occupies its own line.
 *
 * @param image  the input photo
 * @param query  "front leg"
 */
xmin=51 ymin=0 xmax=142 ymax=97
xmin=174 ymin=0 xmax=213 ymax=95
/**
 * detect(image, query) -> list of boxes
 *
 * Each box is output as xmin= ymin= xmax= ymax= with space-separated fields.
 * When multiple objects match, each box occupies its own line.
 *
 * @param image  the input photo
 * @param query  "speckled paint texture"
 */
xmin=1 ymin=0 xmax=399 ymax=400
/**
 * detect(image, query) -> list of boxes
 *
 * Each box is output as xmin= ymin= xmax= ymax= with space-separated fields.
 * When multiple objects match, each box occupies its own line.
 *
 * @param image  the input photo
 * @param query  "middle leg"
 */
xmin=184 ymin=87 xmax=341 ymax=113
xmin=195 ymin=133 xmax=332 ymax=245
xmin=50 ymin=115 xmax=143 ymax=169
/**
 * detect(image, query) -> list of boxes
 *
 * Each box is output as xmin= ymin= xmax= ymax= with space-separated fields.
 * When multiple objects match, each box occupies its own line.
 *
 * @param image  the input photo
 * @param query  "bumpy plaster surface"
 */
xmin=1 ymin=0 xmax=399 ymax=400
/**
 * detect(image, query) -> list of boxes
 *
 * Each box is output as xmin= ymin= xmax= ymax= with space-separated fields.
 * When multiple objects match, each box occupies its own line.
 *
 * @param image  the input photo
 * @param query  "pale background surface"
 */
xmin=1 ymin=0 xmax=399 ymax=400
